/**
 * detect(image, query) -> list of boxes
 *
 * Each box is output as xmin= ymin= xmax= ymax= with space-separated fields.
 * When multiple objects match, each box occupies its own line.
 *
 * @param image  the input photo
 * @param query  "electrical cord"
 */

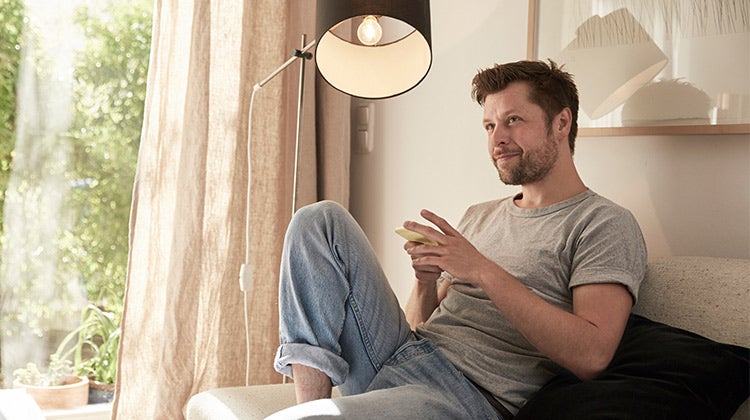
xmin=240 ymin=83 xmax=261 ymax=386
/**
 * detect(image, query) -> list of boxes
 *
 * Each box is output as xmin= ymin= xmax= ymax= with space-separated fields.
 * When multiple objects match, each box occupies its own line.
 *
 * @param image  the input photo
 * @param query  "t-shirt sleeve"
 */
xmin=568 ymin=206 xmax=648 ymax=303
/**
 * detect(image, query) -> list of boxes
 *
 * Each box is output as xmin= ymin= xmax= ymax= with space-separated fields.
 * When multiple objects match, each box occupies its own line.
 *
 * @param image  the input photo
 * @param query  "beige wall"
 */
xmin=349 ymin=0 xmax=750 ymax=305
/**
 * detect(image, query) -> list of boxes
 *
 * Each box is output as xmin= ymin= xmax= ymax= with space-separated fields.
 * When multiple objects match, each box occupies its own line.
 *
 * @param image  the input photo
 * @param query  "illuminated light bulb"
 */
xmin=357 ymin=15 xmax=382 ymax=46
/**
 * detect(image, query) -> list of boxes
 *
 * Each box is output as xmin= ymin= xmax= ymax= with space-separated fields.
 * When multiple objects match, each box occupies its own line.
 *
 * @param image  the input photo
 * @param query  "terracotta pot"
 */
xmin=14 ymin=376 xmax=89 ymax=409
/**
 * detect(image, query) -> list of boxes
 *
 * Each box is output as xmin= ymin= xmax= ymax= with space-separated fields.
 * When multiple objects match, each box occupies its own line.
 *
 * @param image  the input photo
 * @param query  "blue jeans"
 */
xmin=272 ymin=201 xmax=501 ymax=419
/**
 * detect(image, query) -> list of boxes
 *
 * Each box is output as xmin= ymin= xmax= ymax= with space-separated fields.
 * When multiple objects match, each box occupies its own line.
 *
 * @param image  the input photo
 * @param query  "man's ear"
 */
xmin=555 ymin=108 xmax=572 ymax=137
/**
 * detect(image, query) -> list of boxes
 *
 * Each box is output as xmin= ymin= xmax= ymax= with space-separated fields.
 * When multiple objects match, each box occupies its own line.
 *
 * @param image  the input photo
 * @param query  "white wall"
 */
xmin=349 ymin=0 xmax=750 ymax=306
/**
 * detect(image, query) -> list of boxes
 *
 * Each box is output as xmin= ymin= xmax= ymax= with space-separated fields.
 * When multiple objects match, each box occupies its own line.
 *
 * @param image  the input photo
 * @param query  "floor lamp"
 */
xmin=240 ymin=0 xmax=433 ymax=385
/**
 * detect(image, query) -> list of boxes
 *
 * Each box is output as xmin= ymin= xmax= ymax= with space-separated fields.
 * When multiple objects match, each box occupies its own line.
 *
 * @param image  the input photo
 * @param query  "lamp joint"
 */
xmin=293 ymin=49 xmax=313 ymax=60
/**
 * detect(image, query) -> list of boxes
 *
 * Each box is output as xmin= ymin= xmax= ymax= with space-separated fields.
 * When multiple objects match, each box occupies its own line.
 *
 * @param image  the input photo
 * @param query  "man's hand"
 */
xmin=403 ymin=238 xmax=442 ymax=284
xmin=400 ymin=210 xmax=467 ymax=328
xmin=403 ymin=209 xmax=498 ymax=288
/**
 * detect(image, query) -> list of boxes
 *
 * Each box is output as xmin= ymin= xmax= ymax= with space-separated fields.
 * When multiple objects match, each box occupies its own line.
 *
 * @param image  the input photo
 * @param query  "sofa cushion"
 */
xmin=515 ymin=314 xmax=749 ymax=420
xmin=633 ymin=256 xmax=749 ymax=348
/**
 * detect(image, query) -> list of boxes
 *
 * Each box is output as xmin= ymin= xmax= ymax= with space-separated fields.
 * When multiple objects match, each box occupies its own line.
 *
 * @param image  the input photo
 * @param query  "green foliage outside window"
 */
xmin=0 ymin=0 xmax=151 ymax=382
xmin=0 ymin=0 xmax=24 ymax=239
xmin=63 ymin=0 xmax=152 ymax=313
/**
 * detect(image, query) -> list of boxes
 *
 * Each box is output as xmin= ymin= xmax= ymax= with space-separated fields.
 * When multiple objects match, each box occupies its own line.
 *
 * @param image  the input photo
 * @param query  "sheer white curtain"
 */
xmin=113 ymin=0 xmax=349 ymax=417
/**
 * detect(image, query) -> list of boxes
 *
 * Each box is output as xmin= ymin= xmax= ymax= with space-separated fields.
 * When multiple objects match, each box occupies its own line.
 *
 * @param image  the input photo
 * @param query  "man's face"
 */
xmin=482 ymin=82 xmax=559 ymax=186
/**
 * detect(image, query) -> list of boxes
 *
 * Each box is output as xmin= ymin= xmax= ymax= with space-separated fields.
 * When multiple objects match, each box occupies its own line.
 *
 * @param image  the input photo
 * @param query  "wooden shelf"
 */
xmin=578 ymin=124 xmax=750 ymax=137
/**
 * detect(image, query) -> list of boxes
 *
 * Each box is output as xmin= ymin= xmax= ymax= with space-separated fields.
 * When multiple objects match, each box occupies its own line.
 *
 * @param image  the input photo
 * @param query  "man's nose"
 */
xmin=491 ymin=126 xmax=509 ymax=146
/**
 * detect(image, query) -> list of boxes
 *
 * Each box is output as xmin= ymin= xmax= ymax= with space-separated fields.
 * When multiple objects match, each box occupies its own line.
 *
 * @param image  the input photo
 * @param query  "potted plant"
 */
xmin=55 ymin=303 xmax=120 ymax=404
xmin=12 ymin=354 xmax=90 ymax=409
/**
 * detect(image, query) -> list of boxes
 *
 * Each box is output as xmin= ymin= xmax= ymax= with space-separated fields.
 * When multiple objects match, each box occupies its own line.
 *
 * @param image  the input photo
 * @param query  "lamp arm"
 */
xmin=254 ymin=39 xmax=317 ymax=90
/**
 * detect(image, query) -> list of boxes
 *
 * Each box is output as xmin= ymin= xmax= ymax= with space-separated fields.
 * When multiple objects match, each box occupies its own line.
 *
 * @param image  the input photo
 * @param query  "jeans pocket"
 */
xmin=382 ymin=335 xmax=436 ymax=366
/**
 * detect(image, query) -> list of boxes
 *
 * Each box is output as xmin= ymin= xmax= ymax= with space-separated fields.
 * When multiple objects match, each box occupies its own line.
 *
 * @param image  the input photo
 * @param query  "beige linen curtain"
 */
xmin=112 ymin=0 xmax=350 ymax=418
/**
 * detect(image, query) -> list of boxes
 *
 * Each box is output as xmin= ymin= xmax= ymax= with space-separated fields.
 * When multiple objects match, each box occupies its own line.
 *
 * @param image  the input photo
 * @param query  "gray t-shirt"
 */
xmin=417 ymin=189 xmax=647 ymax=414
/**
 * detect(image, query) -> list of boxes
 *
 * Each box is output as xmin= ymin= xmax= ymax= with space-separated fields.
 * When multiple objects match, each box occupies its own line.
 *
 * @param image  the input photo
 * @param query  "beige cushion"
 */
xmin=633 ymin=256 xmax=750 ymax=347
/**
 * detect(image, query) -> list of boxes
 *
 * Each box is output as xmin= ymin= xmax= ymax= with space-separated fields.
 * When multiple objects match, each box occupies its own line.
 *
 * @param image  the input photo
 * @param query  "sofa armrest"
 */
xmin=186 ymin=383 xmax=298 ymax=420
xmin=186 ymin=384 xmax=342 ymax=419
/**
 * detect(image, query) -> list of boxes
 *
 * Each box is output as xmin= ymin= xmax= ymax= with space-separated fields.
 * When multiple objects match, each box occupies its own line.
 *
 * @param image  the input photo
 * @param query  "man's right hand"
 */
xmin=404 ymin=240 xmax=443 ymax=283
xmin=402 ymin=239 xmax=447 ymax=328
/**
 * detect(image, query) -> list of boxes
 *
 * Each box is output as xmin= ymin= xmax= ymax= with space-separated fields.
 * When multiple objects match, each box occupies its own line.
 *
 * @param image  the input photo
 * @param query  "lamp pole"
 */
xmin=292 ymin=34 xmax=311 ymax=215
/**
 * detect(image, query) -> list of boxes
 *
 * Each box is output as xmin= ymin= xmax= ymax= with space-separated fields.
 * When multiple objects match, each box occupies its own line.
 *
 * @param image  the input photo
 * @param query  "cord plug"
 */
xmin=239 ymin=264 xmax=253 ymax=292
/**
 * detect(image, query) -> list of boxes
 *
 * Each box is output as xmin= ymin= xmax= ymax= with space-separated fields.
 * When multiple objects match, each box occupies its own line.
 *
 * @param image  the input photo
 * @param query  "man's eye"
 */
xmin=507 ymin=116 xmax=520 ymax=125
xmin=485 ymin=123 xmax=495 ymax=132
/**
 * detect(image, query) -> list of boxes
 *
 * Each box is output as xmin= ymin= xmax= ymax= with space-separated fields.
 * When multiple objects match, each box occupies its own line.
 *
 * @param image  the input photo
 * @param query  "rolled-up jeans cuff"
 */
xmin=274 ymin=343 xmax=349 ymax=386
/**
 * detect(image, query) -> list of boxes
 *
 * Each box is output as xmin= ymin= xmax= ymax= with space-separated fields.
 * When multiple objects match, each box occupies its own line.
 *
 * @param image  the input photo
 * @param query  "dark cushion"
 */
xmin=515 ymin=314 xmax=749 ymax=420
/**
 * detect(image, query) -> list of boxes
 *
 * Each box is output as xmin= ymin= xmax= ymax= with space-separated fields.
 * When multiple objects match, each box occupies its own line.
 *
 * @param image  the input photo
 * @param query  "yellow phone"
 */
xmin=394 ymin=227 xmax=438 ymax=245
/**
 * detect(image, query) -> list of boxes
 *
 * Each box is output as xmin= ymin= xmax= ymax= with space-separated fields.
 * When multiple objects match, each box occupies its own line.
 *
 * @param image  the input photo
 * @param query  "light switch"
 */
xmin=356 ymin=105 xmax=370 ymax=125
xmin=351 ymin=100 xmax=375 ymax=154
xmin=353 ymin=129 xmax=373 ymax=154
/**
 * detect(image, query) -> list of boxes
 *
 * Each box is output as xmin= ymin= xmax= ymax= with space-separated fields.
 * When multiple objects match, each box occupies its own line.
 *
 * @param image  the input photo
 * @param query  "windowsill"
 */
xmin=43 ymin=403 xmax=113 ymax=420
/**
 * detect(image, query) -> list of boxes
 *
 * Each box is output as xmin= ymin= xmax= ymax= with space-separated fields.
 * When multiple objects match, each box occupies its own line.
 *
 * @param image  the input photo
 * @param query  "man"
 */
xmin=270 ymin=60 xmax=647 ymax=419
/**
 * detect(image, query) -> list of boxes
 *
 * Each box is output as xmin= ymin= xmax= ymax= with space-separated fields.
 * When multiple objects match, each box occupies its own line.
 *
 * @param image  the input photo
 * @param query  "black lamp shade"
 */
xmin=315 ymin=0 xmax=432 ymax=99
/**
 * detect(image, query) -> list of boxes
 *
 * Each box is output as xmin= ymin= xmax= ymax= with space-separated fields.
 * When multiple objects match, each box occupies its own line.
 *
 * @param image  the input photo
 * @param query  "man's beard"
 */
xmin=494 ymin=135 xmax=559 ymax=185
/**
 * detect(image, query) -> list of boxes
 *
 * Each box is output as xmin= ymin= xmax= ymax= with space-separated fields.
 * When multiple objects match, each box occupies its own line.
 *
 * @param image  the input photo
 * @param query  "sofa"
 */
xmin=186 ymin=256 xmax=749 ymax=419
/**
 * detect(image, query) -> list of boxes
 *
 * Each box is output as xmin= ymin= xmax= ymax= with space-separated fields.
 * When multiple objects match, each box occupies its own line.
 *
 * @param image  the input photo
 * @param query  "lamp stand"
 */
xmin=241 ymin=34 xmax=315 ymax=385
xmin=292 ymin=34 xmax=312 ymax=215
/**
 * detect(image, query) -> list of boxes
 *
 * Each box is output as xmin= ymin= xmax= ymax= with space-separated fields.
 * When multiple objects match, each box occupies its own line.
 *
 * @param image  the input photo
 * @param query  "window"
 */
xmin=0 ymin=0 xmax=152 ymax=401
